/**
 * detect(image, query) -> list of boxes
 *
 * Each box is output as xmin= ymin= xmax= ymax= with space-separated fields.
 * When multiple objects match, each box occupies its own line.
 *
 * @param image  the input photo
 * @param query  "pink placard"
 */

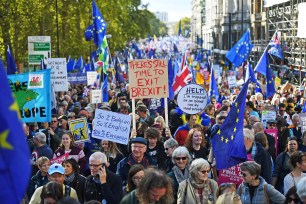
xmin=50 ymin=153 xmax=69 ymax=164
xmin=265 ymin=129 xmax=278 ymax=155
xmin=218 ymin=164 xmax=244 ymax=186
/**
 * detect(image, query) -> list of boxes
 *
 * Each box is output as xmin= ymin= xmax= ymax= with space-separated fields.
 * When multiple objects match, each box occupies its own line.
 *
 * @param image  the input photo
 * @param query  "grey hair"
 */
xmin=171 ymin=146 xmax=191 ymax=164
xmin=164 ymin=138 xmax=178 ymax=149
xmin=243 ymin=128 xmax=254 ymax=142
xmin=89 ymin=151 xmax=107 ymax=163
xmin=34 ymin=132 xmax=46 ymax=144
xmin=189 ymin=158 xmax=210 ymax=177
xmin=240 ymin=161 xmax=261 ymax=178
xmin=292 ymin=114 xmax=300 ymax=121
xmin=297 ymin=176 xmax=306 ymax=199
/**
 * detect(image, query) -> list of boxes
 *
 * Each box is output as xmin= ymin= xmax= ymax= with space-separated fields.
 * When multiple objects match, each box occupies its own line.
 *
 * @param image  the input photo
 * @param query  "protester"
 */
xmin=120 ymin=168 xmax=174 ymax=204
xmin=40 ymin=181 xmax=64 ymax=204
xmin=123 ymin=164 xmax=144 ymax=195
xmin=174 ymin=114 xmax=197 ymax=146
xmin=273 ymin=137 xmax=299 ymax=193
xmin=136 ymin=104 xmax=154 ymax=126
xmin=300 ymin=131 xmax=306 ymax=152
xmin=168 ymin=146 xmax=191 ymax=201
xmin=284 ymin=186 xmax=301 ymax=204
xmin=283 ymin=151 xmax=306 ymax=195
xmin=216 ymin=191 xmax=242 ymax=204
xmin=27 ymin=157 xmax=50 ymax=199
xmin=177 ymin=158 xmax=218 ymax=203
xmin=237 ymin=161 xmax=285 ymax=204
xmin=100 ymin=140 xmax=124 ymax=173
xmin=62 ymin=158 xmax=86 ymax=203
xmin=30 ymin=163 xmax=78 ymax=204
xmin=296 ymin=177 xmax=306 ymax=203
xmin=163 ymin=138 xmax=179 ymax=173
xmin=53 ymin=131 xmax=86 ymax=173
xmin=184 ymin=127 xmax=209 ymax=160
xmin=84 ymin=152 xmax=123 ymax=203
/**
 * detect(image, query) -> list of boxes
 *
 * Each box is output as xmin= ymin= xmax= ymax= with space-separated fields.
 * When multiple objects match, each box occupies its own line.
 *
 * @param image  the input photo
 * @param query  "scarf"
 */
xmin=172 ymin=165 xmax=190 ymax=183
xmin=65 ymin=173 xmax=75 ymax=184
xmin=189 ymin=177 xmax=213 ymax=204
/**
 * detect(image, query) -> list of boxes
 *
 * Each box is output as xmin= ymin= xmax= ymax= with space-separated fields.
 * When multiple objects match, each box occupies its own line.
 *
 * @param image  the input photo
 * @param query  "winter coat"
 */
xmin=27 ymin=170 xmax=48 ymax=199
xmin=64 ymin=174 xmax=86 ymax=204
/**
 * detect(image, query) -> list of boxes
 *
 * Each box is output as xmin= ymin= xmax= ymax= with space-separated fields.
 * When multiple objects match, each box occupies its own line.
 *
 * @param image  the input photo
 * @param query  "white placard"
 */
xmin=261 ymin=110 xmax=277 ymax=128
xmin=177 ymin=84 xmax=208 ymax=114
xmin=228 ymin=76 xmax=237 ymax=88
xmin=47 ymin=58 xmax=68 ymax=92
xmin=92 ymin=109 xmax=131 ymax=145
xmin=298 ymin=3 xmax=306 ymax=38
xmin=91 ymin=90 xmax=102 ymax=104
xmin=87 ymin=71 xmax=98 ymax=86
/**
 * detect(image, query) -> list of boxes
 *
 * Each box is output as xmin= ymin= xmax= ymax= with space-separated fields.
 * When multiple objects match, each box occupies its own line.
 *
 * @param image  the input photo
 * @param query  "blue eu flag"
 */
xmin=84 ymin=0 xmax=108 ymax=54
xmin=266 ymin=55 xmax=276 ymax=98
xmin=168 ymin=58 xmax=174 ymax=100
xmin=0 ymin=59 xmax=31 ymax=203
xmin=209 ymin=69 xmax=219 ymax=100
xmin=102 ymin=75 xmax=108 ymax=102
xmin=247 ymin=63 xmax=262 ymax=93
xmin=212 ymin=79 xmax=248 ymax=170
xmin=254 ymin=48 xmax=268 ymax=76
xmin=226 ymin=30 xmax=253 ymax=67
xmin=6 ymin=46 xmax=17 ymax=75
xmin=115 ymin=57 xmax=124 ymax=84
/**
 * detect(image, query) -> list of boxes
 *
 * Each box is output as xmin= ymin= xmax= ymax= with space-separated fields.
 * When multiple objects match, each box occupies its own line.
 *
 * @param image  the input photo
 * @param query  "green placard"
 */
xmin=34 ymin=43 xmax=50 ymax=51
xmin=29 ymin=54 xmax=44 ymax=63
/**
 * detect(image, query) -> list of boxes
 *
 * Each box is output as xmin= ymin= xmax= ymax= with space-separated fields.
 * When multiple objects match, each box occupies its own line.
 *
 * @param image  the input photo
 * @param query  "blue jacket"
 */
xmin=238 ymin=176 xmax=285 ymax=204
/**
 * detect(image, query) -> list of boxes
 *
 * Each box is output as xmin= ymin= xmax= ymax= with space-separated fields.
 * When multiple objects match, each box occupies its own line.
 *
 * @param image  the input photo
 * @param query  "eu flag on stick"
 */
xmin=266 ymin=53 xmax=276 ymax=98
xmin=212 ymin=79 xmax=248 ymax=170
xmin=102 ymin=75 xmax=108 ymax=102
xmin=168 ymin=58 xmax=174 ymax=99
xmin=6 ymin=46 xmax=17 ymax=75
xmin=84 ymin=0 xmax=108 ymax=55
xmin=209 ymin=68 xmax=219 ymax=100
xmin=178 ymin=20 xmax=182 ymax=36
xmin=268 ymin=31 xmax=282 ymax=59
xmin=246 ymin=63 xmax=262 ymax=94
xmin=0 ymin=59 xmax=31 ymax=203
xmin=226 ymin=30 xmax=253 ymax=67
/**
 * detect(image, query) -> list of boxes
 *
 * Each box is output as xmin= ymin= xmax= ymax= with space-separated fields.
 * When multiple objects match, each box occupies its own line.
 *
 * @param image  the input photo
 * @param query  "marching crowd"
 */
xmin=22 ymin=74 xmax=306 ymax=204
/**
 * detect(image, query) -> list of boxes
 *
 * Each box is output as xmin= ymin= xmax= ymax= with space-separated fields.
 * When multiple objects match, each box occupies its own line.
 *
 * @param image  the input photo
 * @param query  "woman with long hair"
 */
xmin=40 ymin=181 xmax=63 ymax=204
xmin=283 ymin=151 xmax=306 ymax=195
xmin=53 ymin=131 xmax=86 ymax=173
xmin=185 ymin=127 xmax=209 ymax=160
xmin=100 ymin=140 xmax=124 ymax=173
xmin=62 ymin=158 xmax=86 ymax=203
xmin=123 ymin=164 xmax=145 ymax=195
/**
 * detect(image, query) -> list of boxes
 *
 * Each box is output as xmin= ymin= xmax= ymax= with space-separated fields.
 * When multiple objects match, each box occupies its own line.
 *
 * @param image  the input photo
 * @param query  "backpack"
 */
xmin=64 ymin=185 xmax=71 ymax=197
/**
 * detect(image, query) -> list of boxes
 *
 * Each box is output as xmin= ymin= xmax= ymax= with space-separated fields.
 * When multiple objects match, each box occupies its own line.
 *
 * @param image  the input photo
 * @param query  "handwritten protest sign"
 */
xmin=218 ymin=164 xmax=243 ymax=186
xmin=50 ymin=153 xmax=69 ymax=164
xmin=90 ymin=89 xmax=102 ymax=104
xmin=69 ymin=118 xmax=90 ymax=143
xmin=228 ymin=76 xmax=237 ymax=88
xmin=87 ymin=71 xmax=98 ymax=86
xmin=261 ymin=110 xmax=277 ymax=128
xmin=128 ymin=59 xmax=168 ymax=99
xmin=92 ymin=109 xmax=131 ymax=145
xmin=47 ymin=58 xmax=68 ymax=92
xmin=177 ymin=84 xmax=208 ymax=114
xmin=299 ymin=113 xmax=306 ymax=134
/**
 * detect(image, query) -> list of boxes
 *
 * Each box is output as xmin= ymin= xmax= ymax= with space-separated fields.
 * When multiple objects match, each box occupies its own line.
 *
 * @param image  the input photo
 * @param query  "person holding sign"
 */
xmin=53 ymin=131 xmax=86 ymax=174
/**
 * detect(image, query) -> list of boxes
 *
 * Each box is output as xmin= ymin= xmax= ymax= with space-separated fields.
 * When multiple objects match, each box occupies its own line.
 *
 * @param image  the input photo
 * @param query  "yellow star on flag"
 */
xmin=221 ymin=136 xmax=224 ymax=141
xmin=217 ymin=129 xmax=221 ymax=135
xmin=225 ymin=138 xmax=229 ymax=143
xmin=0 ymin=130 xmax=13 ymax=150
xmin=236 ymin=118 xmax=239 ymax=123
xmin=10 ymin=100 xmax=21 ymax=119
xmin=231 ymin=135 xmax=234 ymax=140
xmin=233 ymin=127 xmax=237 ymax=133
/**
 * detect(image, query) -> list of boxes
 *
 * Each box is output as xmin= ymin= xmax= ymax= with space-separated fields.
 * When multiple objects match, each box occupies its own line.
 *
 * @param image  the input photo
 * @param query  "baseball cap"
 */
xmin=48 ymin=163 xmax=65 ymax=175
xmin=58 ymin=115 xmax=68 ymax=121
xmin=131 ymin=137 xmax=147 ymax=145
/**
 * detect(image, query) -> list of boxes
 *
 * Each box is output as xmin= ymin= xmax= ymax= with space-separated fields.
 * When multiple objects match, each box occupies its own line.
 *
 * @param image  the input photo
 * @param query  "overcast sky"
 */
xmin=142 ymin=0 xmax=191 ymax=22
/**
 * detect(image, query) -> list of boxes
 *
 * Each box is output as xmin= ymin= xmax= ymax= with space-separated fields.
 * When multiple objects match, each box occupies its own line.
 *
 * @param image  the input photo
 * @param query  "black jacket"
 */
xmin=84 ymin=171 xmax=123 ymax=204
xmin=64 ymin=174 xmax=86 ymax=204
xmin=27 ymin=170 xmax=48 ymax=199
xmin=253 ymin=142 xmax=273 ymax=184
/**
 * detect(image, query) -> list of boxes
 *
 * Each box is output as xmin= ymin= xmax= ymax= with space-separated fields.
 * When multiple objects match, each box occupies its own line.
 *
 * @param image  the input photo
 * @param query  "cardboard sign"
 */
xmin=91 ymin=89 xmax=102 ymax=104
xmin=47 ymin=58 xmax=68 ymax=92
xmin=299 ymin=113 xmax=306 ymax=134
xmin=69 ymin=118 xmax=90 ymax=143
xmin=261 ymin=110 xmax=277 ymax=128
xmin=50 ymin=153 xmax=69 ymax=164
xmin=87 ymin=71 xmax=98 ymax=86
xmin=177 ymin=84 xmax=208 ymax=114
xmin=218 ymin=164 xmax=244 ymax=186
xmin=128 ymin=59 xmax=168 ymax=99
xmin=228 ymin=76 xmax=237 ymax=88
xmin=92 ymin=109 xmax=131 ymax=145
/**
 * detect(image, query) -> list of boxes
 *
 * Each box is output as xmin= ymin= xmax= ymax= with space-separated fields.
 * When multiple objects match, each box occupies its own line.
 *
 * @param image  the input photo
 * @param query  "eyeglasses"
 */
xmin=132 ymin=176 xmax=144 ymax=181
xmin=287 ymin=197 xmax=300 ymax=203
xmin=132 ymin=145 xmax=146 ymax=149
xmin=199 ymin=170 xmax=210 ymax=174
xmin=175 ymin=157 xmax=187 ymax=161
xmin=89 ymin=163 xmax=102 ymax=168
xmin=219 ymin=182 xmax=236 ymax=190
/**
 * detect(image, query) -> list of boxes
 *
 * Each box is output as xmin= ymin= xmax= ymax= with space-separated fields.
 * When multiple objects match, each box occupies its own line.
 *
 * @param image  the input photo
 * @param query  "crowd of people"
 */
xmin=21 ymin=49 xmax=306 ymax=203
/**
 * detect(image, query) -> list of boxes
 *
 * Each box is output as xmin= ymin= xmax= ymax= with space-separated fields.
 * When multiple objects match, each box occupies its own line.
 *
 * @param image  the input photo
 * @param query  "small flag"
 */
xmin=6 ymin=46 xmax=17 ymax=75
